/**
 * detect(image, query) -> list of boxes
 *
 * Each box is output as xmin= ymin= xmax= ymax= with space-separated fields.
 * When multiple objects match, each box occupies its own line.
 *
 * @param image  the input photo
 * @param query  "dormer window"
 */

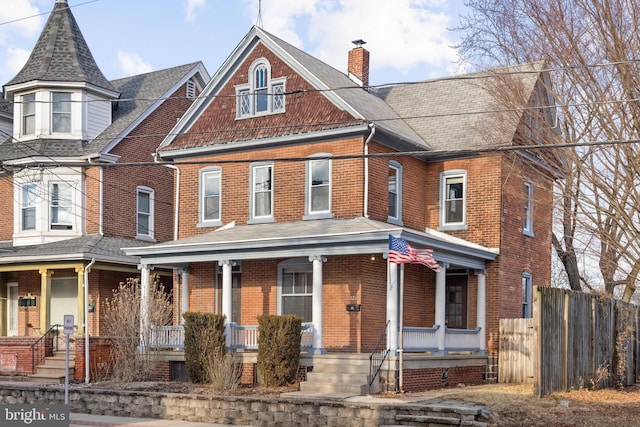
xmin=236 ymin=59 xmax=286 ymax=119
xmin=22 ymin=94 xmax=35 ymax=135
xmin=52 ymin=92 xmax=71 ymax=133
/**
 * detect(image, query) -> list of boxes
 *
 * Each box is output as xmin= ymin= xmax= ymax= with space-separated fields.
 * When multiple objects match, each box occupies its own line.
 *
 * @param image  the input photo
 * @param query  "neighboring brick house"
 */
xmin=125 ymin=26 xmax=561 ymax=392
xmin=0 ymin=0 xmax=209 ymax=378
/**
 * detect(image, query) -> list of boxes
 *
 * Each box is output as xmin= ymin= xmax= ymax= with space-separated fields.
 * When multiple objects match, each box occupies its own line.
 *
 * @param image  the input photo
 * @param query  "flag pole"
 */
xmin=399 ymin=264 xmax=404 ymax=393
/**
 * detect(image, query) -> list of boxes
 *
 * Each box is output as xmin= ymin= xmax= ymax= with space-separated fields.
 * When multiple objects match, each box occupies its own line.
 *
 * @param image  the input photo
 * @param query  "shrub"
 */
xmin=103 ymin=276 xmax=172 ymax=382
xmin=183 ymin=312 xmax=226 ymax=383
xmin=257 ymin=314 xmax=302 ymax=387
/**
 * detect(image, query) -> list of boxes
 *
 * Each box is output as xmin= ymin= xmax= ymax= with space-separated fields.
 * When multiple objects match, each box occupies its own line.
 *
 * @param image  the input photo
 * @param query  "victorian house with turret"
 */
xmin=0 ymin=0 xmax=209 ymax=381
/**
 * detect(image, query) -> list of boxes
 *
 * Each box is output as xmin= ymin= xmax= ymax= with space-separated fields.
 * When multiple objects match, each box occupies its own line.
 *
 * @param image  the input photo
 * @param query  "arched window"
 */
xmin=236 ymin=59 xmax=286 ymax=118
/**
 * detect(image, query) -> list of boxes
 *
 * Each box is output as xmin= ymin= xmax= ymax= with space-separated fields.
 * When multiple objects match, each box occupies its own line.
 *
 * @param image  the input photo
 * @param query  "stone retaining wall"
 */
xmin=0 ymin=384 xmax=484 ymax=427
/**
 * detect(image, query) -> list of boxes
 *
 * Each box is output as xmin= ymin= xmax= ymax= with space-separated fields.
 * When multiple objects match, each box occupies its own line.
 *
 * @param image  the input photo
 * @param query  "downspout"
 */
xmin=363 ymin=123 xmax=376 ymax=218
xmin=154 ymin=152 xmax=180 ymax=241
xmin=84 ymin=257 xmax=95 ymax=384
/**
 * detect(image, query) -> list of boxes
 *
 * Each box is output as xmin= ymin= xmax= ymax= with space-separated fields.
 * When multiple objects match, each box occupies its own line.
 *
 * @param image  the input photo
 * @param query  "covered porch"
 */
xmin=125 ymin=217 xmax=498 ymax=358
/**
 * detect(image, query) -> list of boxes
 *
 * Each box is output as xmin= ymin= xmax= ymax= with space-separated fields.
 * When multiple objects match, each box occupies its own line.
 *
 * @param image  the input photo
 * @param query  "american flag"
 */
xmin=388 ymin=235 xmax=440 ymax=272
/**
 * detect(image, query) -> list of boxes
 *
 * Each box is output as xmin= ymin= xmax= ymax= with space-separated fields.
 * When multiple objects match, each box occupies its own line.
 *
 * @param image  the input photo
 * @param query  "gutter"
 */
xmin=154 ymin=151 xmax=180 ymax=240
xmin=84 ymin=257 xmax=95 ymax=384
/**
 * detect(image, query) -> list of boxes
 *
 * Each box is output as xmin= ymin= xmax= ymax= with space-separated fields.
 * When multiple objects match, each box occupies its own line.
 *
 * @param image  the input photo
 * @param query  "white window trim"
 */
xmin=13 ymin=168 xmax=83 ymax=246
xmin=21 ymin=93 xmax=36 ymax=137
xmin=304 ymin=155 xmax=333 ymax=220
xmin=439 ymin=170 xmax=467 ymax=230
xmin=235 ymin=58 xmax=286 ymax=119
xmin=136 ymin=186 xmax=155 ymax=241
xmin=276 ymin=258 xmax=313 ymax=321
xmin=51 ymin=91 xmax=72 ymax=134
xmin=522 ymin=273 xmax=532 ymax=318
xmin=199 ymin=167 xmax=222 ymax=227
xmin=21 ymin=182 xmax=38 ymax=231
xmin=523 ymin=181 xmax=534 ymax=237
xmin=249 ymin=162 xmax=274 ymax=224
xmin=49 ymin=181 xmax=74 ymax=231
xmin=388 ymin=160 xmax=403 ymax=225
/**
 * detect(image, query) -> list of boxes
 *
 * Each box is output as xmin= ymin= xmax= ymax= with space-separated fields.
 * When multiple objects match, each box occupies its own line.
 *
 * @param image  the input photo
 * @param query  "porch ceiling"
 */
xmin=123 ymin=217 xmax=498 ymax=269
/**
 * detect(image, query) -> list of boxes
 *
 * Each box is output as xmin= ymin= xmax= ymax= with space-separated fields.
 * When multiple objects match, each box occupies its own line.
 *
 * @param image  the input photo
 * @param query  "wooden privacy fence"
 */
xmin=499 ymin=287 xmax=640 ymax=397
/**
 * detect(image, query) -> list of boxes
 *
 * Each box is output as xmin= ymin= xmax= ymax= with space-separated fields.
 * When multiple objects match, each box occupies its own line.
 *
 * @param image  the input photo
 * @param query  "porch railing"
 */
xmin=230 ymin=322 xmax=314 ymax=351
xmin=402 ymin=325 xmax=439 ymax=352
xmin=31 ymin=324 xmax=61 ymax=374
xmin=150 ymin=325 xmax=185 ymax=350
xmin=149 ymin=323 xmax=314 ymax=351
xmin=368 ymin=320 xmax=390 ymax=393
xmin=444 ymin=327 xmax=482 ymax=352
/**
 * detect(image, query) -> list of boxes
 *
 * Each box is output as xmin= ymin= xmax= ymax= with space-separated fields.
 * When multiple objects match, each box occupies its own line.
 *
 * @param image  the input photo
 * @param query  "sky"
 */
xmin=0 ymin=0 xmax=469 ymax=88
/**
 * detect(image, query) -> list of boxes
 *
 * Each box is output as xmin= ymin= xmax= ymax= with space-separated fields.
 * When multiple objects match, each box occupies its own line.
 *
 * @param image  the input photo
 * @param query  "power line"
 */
xmin=0 ymin=0 xmax=99 ymax=27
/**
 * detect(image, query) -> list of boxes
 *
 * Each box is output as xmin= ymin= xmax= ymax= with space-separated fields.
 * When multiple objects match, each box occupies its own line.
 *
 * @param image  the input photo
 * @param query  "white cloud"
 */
xmin=185 ymin=0 xmax=206 ymax=23
xmin=0 ymin=0 xmax=43 ymax=44
xmin=6 ymin=47 xmax=31 ymax=76
xmin=246 ymin=0 xmax=461 ymax=83
xmin=116 ymin=51 xmax=153 ymax=77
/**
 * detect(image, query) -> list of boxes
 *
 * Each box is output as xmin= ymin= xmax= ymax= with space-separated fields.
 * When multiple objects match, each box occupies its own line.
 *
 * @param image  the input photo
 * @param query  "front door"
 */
xmin=7 ymin=283 xmax=18 ymax=336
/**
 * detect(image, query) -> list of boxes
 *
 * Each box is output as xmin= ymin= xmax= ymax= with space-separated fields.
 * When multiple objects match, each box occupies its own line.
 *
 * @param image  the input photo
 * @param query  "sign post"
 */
xmin=63 ymin=315 xmax=74 ymax=405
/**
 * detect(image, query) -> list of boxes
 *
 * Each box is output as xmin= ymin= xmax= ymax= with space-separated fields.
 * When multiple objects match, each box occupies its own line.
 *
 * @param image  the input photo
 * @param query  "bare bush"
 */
xmin=206 ymin=354 xmax=241 ymax=392
xmin=103 ymin=276 xmax=172 ymax=382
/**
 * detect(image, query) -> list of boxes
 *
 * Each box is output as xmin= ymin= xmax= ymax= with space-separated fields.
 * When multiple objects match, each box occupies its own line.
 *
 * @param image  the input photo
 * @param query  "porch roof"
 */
xmin=123 ymin=217 xmax=499 ymax=270
xmin=0 ymin=234 xmax=151 ymax=266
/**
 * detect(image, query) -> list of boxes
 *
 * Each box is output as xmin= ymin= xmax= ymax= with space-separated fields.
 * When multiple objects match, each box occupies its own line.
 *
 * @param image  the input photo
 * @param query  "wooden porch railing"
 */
xmin=150 ymin=323 xmax=314 ymax=351
xmin=150 ymin=325 xmax=185 ymax=350
xmin=402 ymin=325 xmax=482 ymax=353
xmin=443 ymin=327 xmax=482 ymax=352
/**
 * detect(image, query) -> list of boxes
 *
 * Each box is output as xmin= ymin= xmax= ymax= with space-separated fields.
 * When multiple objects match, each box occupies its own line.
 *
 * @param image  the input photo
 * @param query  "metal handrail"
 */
xmin=368 ymin=320 xmax=390 ymax=393
xmin=30 ymin=324 xmax=61 ymax=374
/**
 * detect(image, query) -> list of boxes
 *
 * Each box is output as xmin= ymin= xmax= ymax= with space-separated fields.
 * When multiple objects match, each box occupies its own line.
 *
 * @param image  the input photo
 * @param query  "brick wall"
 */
xmin=75 ymin=336 xmax=113 ymax=382
xmin=0 ymin=337 xmax=39 ymax=375
xmin=0 ymin=173 xmax=13 ymax=240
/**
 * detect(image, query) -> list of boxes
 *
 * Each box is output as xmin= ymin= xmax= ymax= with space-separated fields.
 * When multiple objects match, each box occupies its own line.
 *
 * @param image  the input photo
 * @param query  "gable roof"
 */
xmin=158 ymin=26 xmax=427 ymax=157
xmin=3 ymin=0 xmax=117 ymax=99
xmin=0 ymin=62 xmax=209 ymax=163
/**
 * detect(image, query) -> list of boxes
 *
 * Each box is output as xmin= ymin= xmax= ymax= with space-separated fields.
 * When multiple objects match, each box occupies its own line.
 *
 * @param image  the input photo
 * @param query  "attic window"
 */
xmin=186 ymin=80 xmax=196 ymax=99
xmin=236 ymin=59 xmax=286 ymax=119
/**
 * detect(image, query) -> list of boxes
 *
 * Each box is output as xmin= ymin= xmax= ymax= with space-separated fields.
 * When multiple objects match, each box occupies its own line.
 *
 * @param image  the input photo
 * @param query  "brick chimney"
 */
xmin=348 ymin=39 xmax=370 ymax=87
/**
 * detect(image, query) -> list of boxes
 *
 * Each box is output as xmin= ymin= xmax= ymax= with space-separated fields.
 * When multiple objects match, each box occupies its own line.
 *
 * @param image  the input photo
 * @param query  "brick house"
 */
xmin=0 ymin=0 xmax=209 ymax=380
xmin=125 ymin=26 xmax=561 ymax=392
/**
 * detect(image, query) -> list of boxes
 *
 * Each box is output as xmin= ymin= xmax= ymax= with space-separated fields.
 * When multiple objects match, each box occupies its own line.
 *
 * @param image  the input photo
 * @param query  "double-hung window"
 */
xmin=305 ymin=156 xmax=332 ymax=219
xmin=388 ymin=161 xmax=402 ymax=224
xmin=522 ymin=273 xmax=532 ymax=318
xmin=137 ymin=186 xmax=154 ymax=239
xmin=523 ymin=182 xmax=534 ymax=236
xmin=22 ymin=94 xmax=36 ymax=136
xmin=440 ymin=171 xmax=466 ymax=228
xmin=21 ymin=183 xmax=37 ymax=230
xmin=281 ymin=269 xmax=313 ymax=322
xmin=50 ymin=182 xmax=73 ymax=230
xmin=52 ymin=92 xmax=71 ymax=133
xmin=236 ymin=59 xmax=286 ymax=118
xmin=250 ymin=163 xmax=273 ymax=222
xmin=200 ymin=168 xmax=221 ymax=225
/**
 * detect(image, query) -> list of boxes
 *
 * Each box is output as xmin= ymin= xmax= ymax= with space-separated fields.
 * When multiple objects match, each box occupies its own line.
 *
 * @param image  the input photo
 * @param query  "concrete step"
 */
xmin=42 ymin=355 xmax=75 ymax=367
xmin=299 ymin=380 xmax=368 ymax=395
xmin=28 ymin=372 xmax=69 ymax=384
xmin=35 ymin=365 xmax=74 ymax=376
xmin=306 ymin=372 xmax=369 ymax=383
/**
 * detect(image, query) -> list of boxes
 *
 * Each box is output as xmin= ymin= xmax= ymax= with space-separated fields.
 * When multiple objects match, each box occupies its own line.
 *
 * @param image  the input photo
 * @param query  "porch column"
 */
xmin=39 ymin=268 xmax=53 ymax=333
xmin=75 ymin=266 xmax=85 ymax=335
xmin=476 ymin=269 xmax=487 ymax=353
xmin=434 ymin=263 xmax=447 ymax=353
xmin=387 ymin=261 xmax=399 ymax=354
xmin=219 ymin=260 xmax=235 ymax=348
xmin=139 ymin=264 xmax=152 ymax=349
xmin=309 ymin=255 xmax=327 ymax=355
xmin=180 ymin=267 xmax=189 ymax=324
